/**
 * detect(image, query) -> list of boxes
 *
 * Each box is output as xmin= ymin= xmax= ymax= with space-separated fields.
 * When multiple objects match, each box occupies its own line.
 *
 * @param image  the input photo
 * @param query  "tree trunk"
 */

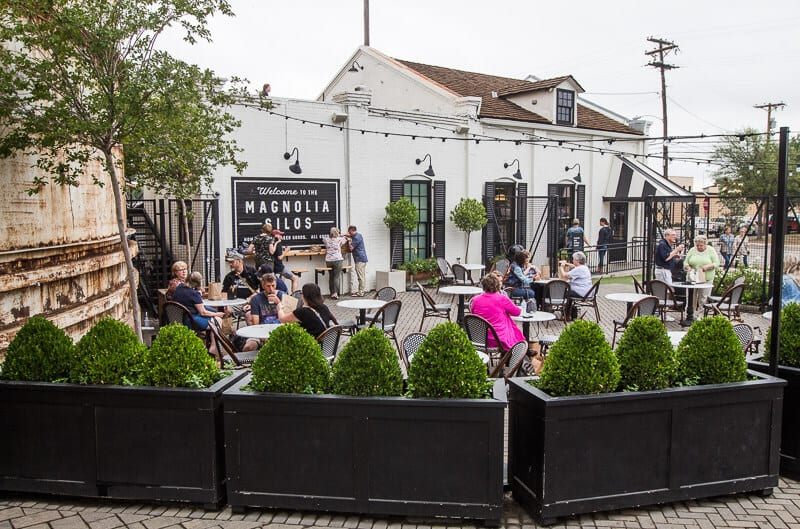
xmin=464 ymin=232 xmax=470 ymax=262
xmin=105 ymin=150 xmax=143 ymax=341
xmin=180 ymin=198 xmax=192 ymax=266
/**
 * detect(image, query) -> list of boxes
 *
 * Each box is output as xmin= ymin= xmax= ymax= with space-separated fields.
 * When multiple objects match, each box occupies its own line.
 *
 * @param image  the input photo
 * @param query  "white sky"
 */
xmin=158 ymin=0 xmax=800 ymax=187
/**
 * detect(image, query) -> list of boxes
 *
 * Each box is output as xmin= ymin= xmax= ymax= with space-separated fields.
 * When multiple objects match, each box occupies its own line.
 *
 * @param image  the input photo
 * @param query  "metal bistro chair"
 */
xmin=703 ymin=282 xmax=745 ymax=321
xmin=542 ymin=279 xmax=571 ymax=322
xmin=570 ymin=278 xmax=602 ymax=322
xmin=612 ymin=295 xmax=660 ymax=348
xmin=401 ymin=332 xmax=427 ymax=370
xmin=707 ymin=275 xmax=745 ymax=304
xmin=317 ymin=325 xmax=343 ymax=364
xmin=206 ymin=322 xmax=252 ymax=368
xmin=417 ymin=282 xmax=452 ymax=331
xmin=365 ymin=286 xmax=397 ymax=320
xmin=164 ymin=302 xmax=224 ymax=367
xmin=291 ymin=289 xmax=304 ymax=308
xmin=649 ymin=278 xmax=686 ymax=323
xmin=489 ymin=340 xmax=529 ymax=380
xmin=359 ymin=299 xmax=402 ymax=352
xmin=436 ymin=257 xmax=455 ymax=292
xmin=493 ymin=259 xmax=510 ymax=278
xmin=451 ymin=263 xmax=474 ymax=286
xmin=463 ymin=314 xmax=506 ymax=366
xmin=732 ymin=323 xmax=755 ymax=355
xmin=632 ymin=276 xmax=646 ymax=295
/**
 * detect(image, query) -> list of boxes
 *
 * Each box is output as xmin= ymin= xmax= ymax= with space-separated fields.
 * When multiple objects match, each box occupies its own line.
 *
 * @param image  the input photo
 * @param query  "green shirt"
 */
xmin=684 ymin=246 xmax=719 ymax=282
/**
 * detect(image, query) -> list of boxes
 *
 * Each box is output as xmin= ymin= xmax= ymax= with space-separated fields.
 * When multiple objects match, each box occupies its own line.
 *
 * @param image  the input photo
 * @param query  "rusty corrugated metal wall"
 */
xmin=0 ymin=152 xmax=135 ymax=356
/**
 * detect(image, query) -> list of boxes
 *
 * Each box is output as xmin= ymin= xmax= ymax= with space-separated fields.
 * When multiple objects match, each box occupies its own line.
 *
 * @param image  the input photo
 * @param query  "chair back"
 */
xmin=649 ymin=279 xmax=669 ymax=303
xmin=727 ymin=283 xmax=745 ymax=306
xmin=370 ymin=299 xmax=402 ymax=331
xmin=436 ymin=257 xmax=451 ymax=278
xmin=632 ymin=276 xmax=646 ymax=294
xmin=164 ymin=301 xmax=200 ymax=330
xmin=401 ymin=332 xmax=426 ymax=369
xmin=495 ymin=340 xmax=530 ymax=380
xmin=732 ymin=323 xmax=754 ymax=353
xmin=463 ymin=314 xmax=502 ymax=353
xmin=493 ymin=259 xmax=510 ymax=277
xmin=581 ymin=278 xmax=602 ymax=300
xmin=417 ymin=282 xmax=436 ymax=310
xmin=733 ymin=276 xmax=746 ymax=286
xmin=291 ymin=289 xmax=304 ymax=308
xmin=451 ymin=263 xmax=472 ymax=285
xmin=544 ymin=279 xmax=570 ymax=301
xmin=635 ymin=295 xmax=660 ymax=319
xmin=374 ymin=286 xmax=397 ymax=302
xmin=317 ymin=325 xmax=343 ymax=363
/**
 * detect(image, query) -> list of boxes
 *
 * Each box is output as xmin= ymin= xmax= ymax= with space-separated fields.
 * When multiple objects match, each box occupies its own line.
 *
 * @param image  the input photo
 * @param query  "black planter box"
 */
xmin=508 ymin=372 xmax=784 ymax=525
xmin=223 ymin=375 xmax=506 ymax=525
xmin=748 ymin=360 xmax=800 ymax=479
xmin=0 ymin=371 xmax=246 ymax=508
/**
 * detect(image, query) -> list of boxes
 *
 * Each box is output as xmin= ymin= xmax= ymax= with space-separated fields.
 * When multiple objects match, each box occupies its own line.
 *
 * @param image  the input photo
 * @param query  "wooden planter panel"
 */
xmin=508 ymin=372 xmax=784 ymax=524
xmin=224 ymin=375 xmax=505 ymax=524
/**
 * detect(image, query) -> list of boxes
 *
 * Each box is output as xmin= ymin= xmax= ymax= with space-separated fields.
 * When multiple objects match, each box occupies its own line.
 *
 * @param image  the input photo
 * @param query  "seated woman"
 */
xmin=165 ymin=260 xmax=188 ymax=301
xmin=171 ymin=272 xmax=225 ymax=358
xmin=278 ymin=283 xmax=339 ymax=338
xmin=782 ymin=255 xmax=800 ymax=307
xmin=470 ymin=273 xmax=526 ymax=351
xmin=504 ymin=250 xmax=537 ymax=300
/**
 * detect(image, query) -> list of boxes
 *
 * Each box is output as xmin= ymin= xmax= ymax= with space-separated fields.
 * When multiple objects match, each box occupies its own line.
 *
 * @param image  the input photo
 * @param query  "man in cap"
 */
xmin=222 ymin=251 xmax=259 ymax=300
xmin=269 ymin=229 xmax=299 ymax=292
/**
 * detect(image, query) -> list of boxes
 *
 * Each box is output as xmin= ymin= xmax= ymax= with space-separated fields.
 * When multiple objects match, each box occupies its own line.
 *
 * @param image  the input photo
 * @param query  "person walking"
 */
xmin=596 ymin=217 xmax=612 ymax=274
xmin=733 ymin=226 xmax=750 ymax=268
xmin=322 ymin=227 xmax=348 ymax=300
xmin=347 ymin=225 xmax=368 ymax=297
xmin=654 ymin=228 xmax=685 ymax=286
xmin=565 ymin=218 xmax=590 ymax=259
xmin=719 ymin=226 xmax=734 ymax=269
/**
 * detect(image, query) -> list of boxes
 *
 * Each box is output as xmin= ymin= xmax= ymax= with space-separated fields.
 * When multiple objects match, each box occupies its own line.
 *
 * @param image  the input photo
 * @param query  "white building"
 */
xmin=211 ymin=46 xmax=690 ymax=293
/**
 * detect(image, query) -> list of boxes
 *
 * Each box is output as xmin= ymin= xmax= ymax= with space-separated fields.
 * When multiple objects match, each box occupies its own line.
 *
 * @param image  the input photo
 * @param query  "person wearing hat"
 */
xmin=269 ymin=229 xmax=299 ymax=292
xmin=222 ymin=252 xmax=259 ymax=298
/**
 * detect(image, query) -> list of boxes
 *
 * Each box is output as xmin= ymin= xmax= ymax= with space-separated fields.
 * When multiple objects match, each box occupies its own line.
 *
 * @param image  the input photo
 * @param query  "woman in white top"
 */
xmin=322 ymin=227 xmax=348 ymax=299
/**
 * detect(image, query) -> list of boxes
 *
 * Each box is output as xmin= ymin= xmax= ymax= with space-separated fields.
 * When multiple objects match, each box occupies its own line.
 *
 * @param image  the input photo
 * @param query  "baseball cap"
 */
xmin=271 ymin=229 xmax=284 ymax=236
xmin=225 ymin=251 xmax=244 ymax=262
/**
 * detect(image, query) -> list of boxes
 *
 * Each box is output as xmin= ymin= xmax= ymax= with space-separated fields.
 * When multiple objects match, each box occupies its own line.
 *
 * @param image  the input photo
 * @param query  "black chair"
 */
xmin=703 ymin=283 xmax=745 ymax=321
xmin=451 ymin=263 xmax=474 ymax=286
xmin=489 ymin=340 xmax=529 ymax=380
xmin=707 ymin=276 xmax=745 ymax=304
xmin=317 ymin=325 xmax=343 ymax=364
xmin=401 ymin=332 xmax=426 ymax=370
xmin=612 ymin=295 xmax=660 ymax=348
xmin=649 ymin=279 xmax=686 ymax=323
xmin=570 ymin=278 xmax=602 ymax=322
xmin=436 ymin=257 xmax=455 ymax=292
xmin=365 ymin=286 xmax=397 ymax=320
xmin=632 ymin=276 xmax=646 ymax=294
xmin=732 ymin=323 xmax=755 ymax=355
xmin=417 ymin=282 xmax=452 ymax=331
xmin=463 ymin=314 xmax=507 ymax=366
xmin=359 ymin=300 xmax=402 ymax=351
xmin=542 ymin=279 xmax=571 ymax=322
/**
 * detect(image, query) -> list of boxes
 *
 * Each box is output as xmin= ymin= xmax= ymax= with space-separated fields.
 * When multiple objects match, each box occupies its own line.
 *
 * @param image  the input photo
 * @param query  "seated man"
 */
xmin=243 ymin=273 xmax=296 ymax=351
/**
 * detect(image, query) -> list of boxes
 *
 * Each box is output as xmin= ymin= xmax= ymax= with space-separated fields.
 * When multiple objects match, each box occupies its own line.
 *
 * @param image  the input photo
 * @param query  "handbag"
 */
xmin=526 ymin=298 xmax=538 ymax=313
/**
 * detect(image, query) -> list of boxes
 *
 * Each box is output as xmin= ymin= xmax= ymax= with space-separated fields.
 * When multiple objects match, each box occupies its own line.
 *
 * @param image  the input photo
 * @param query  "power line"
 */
xmin=646 ymin=36 xmax=680 ymax=179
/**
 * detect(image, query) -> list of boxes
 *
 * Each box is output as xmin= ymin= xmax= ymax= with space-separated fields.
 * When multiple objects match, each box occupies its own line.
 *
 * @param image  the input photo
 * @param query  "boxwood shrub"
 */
xmin=250 ymin=323 xmax=331 ymax=394
xmin=764 ymin=302 xmax=800 ymax=367
xmin=139 ymin=323 xmax=220 ymax=388
xmin=70 ymin=317 xmax=146 ymax=385
xmin=536 ymin=320 xmax=620 ymax=397
xmin=331 ymin=327 xmax=403 ymax=397
xmin=676 ymin=315 xmax=747 ymax=385
xmin=407 ymin=321 xmax=490 ymax=399
xmin=0 ymin=316 xmax=74 ymax=382
xmin=615 ymin=315 xmax=676 ymax=391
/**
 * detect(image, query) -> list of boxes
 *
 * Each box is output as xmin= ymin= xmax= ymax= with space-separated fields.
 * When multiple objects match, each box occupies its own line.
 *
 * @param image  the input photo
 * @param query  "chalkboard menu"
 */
xmin=231 ymin=177 xmax=340 ymax=247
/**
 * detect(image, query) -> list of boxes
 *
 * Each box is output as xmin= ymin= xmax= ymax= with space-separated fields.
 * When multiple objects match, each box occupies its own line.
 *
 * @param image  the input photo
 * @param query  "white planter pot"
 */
xmin=375 ymin=270 xmax=406 ymax=293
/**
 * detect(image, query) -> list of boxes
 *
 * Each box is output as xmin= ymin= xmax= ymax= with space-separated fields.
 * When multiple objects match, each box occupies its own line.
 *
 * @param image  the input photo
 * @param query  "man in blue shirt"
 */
xmin=347 ymin=225 xmax=368 ymax=297
xmin=654 ymin=228 xmax=685 ymax=286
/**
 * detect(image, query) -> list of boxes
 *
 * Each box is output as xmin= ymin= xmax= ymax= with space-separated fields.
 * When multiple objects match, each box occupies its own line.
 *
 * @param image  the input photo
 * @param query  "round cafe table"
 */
xmin=439 ymin=285 xmax=483 ymax=325
xmin=460 ymin=263 xmax=485 ymax=282
xmin=236 ymin=323 xmax=281 ymax=341
xmin=336 ymin=299 xmax=386 ymax=325
xmin=203 ymin=298 xmax=247 ymax=308
xmin=605 ymin=292 xmax=652 ymax=314
xmin=512 ymin=311 xmax=556 ymax=341
xmin=671 ymin=281 xmax=712 ymax=327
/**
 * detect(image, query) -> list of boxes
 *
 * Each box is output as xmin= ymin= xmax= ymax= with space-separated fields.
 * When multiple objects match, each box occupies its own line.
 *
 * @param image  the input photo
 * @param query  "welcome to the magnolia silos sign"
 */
xmin=231 ymin=177 xmax=340 ymax=247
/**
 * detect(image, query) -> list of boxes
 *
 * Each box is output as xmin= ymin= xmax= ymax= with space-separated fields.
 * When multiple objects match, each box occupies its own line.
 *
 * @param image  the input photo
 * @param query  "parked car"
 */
xmin=768 ymin=213 xmax=800 ymax=234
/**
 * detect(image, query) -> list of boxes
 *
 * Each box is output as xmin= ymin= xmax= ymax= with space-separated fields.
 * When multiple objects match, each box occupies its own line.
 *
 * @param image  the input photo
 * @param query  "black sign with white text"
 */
xmin=231 ymin=178 xmax=340 ymax=247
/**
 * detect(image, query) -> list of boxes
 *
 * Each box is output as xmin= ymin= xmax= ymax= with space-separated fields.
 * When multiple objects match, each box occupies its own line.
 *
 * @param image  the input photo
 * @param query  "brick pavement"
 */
xmin=2 ymin=276 xmax=791 ymax=529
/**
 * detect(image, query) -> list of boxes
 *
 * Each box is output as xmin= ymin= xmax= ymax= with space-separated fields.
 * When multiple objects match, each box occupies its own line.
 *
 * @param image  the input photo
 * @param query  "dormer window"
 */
xmin=556 ymin=88 xmax=575 ymax=125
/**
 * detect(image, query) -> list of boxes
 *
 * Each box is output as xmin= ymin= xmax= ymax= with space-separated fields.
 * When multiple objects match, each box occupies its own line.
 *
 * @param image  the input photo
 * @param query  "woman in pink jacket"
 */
xmin=470 ymin=273 xmax=526 ymax=350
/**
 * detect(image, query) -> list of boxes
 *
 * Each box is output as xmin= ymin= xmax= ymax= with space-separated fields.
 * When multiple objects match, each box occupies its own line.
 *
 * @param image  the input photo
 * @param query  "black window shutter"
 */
xmin=516 ymin=183 xmax=528 ymax=248
xmin=547 ymin=184 xmax=560 ymax=259
xmin=576 ymin=184 xmax=586 ymax=225
xmin=389 ymin=180 xmax=404 ymax=268
xmin=433 ymin=181 xmax=446 ymax=259
xmin=482 ymin=182 xmax=496 ymax=264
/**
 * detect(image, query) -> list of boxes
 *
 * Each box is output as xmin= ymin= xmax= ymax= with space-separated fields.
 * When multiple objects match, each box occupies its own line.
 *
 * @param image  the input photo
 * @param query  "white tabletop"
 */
xmin=605 ymin=292 xmax=652 ymax=303
xmin=336 ymin=299 xmax=386 ymax=310
xmin=671 ymin=281 xmax=712 ymax=289
xmin=460 ymin=263 xmax=485 ymax=271
xmin=203 ymin=298 xmax=247 ymax=308
xmin=668 ymin=331 xmax=687 ymax=348
xmin=439 ymin=285 xmax=483 ymax=296
xmin=534 ymin=279 xmax=553 ymax=285
xmin=512 ymin=311 xmax=557 ymax=323
xmin=236 ymin=323 xmax=281 ymax=340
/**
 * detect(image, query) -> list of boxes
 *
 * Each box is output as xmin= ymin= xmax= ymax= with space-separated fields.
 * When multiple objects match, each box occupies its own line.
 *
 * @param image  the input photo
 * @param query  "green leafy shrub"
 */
xmin=712 ymin=266 xmax=765 ymax=305
xmin=70 ymin=317 xmax=145 ymax=385
xmin=398 ymin=258 xmax=439 ymax=276
xmin=676 ymin=316 xmax=747 ymax=385
xmin=139 ymin=323 xmax=220 ymax=388
xmin=407 ymin=322 xmax=491 ymax=399
xmin=250 ymin=323 xmax=331 ymax=393
xmin=331 ymin=327 xmax=403 ymax=396
xmin=0 ymin=316 xmax=74 ymax=382
xmin=536 ymin=320 xmax=620 ymax=396
xmin=615 ymin=316 xmax=676 ymax=391
xmin=764 ymin=303 xmax=800 ymax=367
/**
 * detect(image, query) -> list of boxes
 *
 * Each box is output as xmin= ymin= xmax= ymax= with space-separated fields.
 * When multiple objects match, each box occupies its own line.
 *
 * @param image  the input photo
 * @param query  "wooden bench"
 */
xmin=315 ymin=265 xmax=352 ymax=293
xmin=291 ymin=268 xmax=309 ymax=277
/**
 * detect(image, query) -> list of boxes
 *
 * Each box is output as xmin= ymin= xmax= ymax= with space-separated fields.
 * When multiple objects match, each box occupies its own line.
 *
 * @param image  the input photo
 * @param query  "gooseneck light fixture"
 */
xmin=415 ymin=153 xmax=435 ymax=177
xmin=503 ymin=159 xmax=523 ymax=180
xmin=348 ymin=60 xmax=364 ymax=72
xmin=284 ymin=148 xmax=302 ymax=174
xmin=565 ymin=163 xmax=582 ymax=183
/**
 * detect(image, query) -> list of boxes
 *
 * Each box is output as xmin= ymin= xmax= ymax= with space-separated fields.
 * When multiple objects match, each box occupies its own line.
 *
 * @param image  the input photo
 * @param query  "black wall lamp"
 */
xmin=348 ymin=60 xmax=364 ymax=72
xmin=504 ymin=159 xmax=523 ymax=180
xmin=415 ymin=154 xmax=435 ymax=177
xmin=284 ymin=148 xmax=302 ymax=174
xmin=565 ymin=163 xmax=582 ymax=183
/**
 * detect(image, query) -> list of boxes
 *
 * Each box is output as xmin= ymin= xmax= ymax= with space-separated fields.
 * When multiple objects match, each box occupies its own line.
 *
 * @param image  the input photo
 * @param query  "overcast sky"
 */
xmin=158 ymin=0 xmax=800 ymax=186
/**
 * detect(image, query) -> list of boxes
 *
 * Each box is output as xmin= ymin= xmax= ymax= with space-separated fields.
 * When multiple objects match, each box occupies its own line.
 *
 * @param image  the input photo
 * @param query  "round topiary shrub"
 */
xmin=331 ymin=327 xmax=403 ymax=397
xmin=675 ymin=315 xmax=747 ymax=385
xmin=0 ymin=316 xmax=74 ymax=382
xmin=764 ymin=303 xmax=800 ymax=367
xmin=536 ymin=320 xmax=620 ymax=396
xmin=70 ymin=317 xmax=146 ymax=385
xmin=139 ymin=323 xmax=220 ymax=388
xmin=250 ymin=323 xmax=331 ymax=394
xmin=615 ymin=315 xmax=676 ymax=391
xmin=406 ymin=321 xmax=490 ymax=399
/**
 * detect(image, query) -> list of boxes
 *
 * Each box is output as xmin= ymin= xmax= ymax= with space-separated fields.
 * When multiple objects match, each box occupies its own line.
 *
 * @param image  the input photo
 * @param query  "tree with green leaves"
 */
xmin=450 ymin=198 xmax=487 ymax=261
xmin=0 ymin=0 xmax=249 ymax=340
xmin=383 ymin=197 xmax=417 ymax=266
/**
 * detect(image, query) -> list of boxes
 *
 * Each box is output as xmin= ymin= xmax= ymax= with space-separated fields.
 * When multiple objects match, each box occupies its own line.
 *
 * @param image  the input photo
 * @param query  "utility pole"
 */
xmin=754 ymin=102 xmax=785 ymax=143
xmin=363 ymin=0 xmax=370 ymax=46
xmin=646 ymin=37 xmax=679 ymax=179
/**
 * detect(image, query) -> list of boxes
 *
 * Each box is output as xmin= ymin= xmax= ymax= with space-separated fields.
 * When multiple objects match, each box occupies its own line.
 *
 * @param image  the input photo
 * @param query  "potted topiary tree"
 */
xmin=223 ymin=322 xmax=505 ymax=525
xmin=749 ymin=302 xmax=800 ymax=478
xmin=0 ymin=318 xmax=245 ymax=508
xmin=449 ymin=197 xmax=488 ymax=262
xmin=377 ymin=197 xmax=418 ymax=293
xmin=508 ymin=316 xmax=784 ymax=525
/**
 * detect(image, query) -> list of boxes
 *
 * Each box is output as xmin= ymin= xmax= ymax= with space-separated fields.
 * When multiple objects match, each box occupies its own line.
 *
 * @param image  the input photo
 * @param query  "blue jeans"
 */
xmin=722 ymin=253 xmax=731 ymax=268
xmin=512 ymin=288 xmax=537 ymax=300
xmin=598 ymin=245 xmax=608 ymax=268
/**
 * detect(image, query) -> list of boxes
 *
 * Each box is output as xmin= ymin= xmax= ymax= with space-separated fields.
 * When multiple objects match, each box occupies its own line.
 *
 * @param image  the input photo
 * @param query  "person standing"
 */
xmin=565 ymin=218 xmax=590 ymax=258
xmin=733 ymin=226 xmax=750 ymax=267
xmin=247 ymin=223 xmax=274 ymax=269
xmin=347 ymin=225 xmax=368 ymax=297
xmin=654 ymin=229 xmax=686 ymax=286
xmin=719 ymin=226 xmax=734 ymax=269
xmin=683 ymin=235 xmax=719 ymax=311
xmin=596 ymin=218 xmax=612 ymax=274
xmin=322 ymin=227 xmax=348 ymax=300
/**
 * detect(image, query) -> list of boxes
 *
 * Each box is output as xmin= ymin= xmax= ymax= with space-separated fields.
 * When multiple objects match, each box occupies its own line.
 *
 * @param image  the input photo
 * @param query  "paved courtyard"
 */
xmin=3 ymin=275 xmax=795 ymax=529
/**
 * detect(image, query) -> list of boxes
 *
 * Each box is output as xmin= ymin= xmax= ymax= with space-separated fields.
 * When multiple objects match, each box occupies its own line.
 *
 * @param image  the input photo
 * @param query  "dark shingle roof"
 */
xmin=394 ymin=58 xmax=642 ymax=135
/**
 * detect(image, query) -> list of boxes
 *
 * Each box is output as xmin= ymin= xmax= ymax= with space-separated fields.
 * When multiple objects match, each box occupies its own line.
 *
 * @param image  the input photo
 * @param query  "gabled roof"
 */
xmin=394 ymin=58 xmax=642 ymax=136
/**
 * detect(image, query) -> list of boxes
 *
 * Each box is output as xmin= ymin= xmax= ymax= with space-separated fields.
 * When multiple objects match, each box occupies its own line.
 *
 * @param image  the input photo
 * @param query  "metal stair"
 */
xmin=127 ymin=205 xmax=172 ymax=317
